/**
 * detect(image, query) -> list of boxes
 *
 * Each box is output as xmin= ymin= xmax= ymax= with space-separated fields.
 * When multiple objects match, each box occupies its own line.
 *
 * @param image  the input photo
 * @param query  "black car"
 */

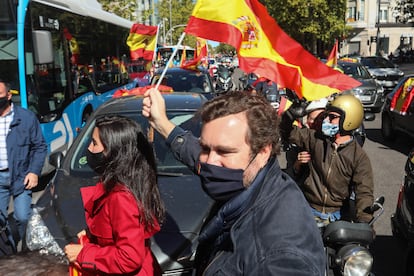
xmin=391 ymin=148 xmax=414 ymax=275
xmin=26 ymin=93 xmax=214 ymax=275
xmin=381 ymin=75 xmax=414 ymax=141
xmin=360 ymin=56 xmax=404 ymax=93
xmin=151 ymin=67 xmax=216 ymax=99
xmin=337 ymin=60 xmax=385 ymax=113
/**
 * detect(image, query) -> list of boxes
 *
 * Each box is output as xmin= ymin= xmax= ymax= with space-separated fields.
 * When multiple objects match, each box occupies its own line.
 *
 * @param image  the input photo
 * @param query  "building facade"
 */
xmin=345 ymin=0 xmax=414 ymax=58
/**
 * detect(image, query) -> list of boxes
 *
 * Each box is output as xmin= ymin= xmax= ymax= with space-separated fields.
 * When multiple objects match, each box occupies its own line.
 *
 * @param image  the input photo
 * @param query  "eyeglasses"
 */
xmin=327 ymin=113 xmax=341 ymax=122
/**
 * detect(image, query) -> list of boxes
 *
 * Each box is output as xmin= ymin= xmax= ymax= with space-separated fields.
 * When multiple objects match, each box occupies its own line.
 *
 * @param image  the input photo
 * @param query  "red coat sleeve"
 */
xmin=77 ymin=191 xmax=156 ymax=275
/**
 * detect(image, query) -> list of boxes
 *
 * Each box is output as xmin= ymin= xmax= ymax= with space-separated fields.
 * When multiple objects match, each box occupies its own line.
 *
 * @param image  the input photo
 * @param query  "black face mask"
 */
xmin=86 ymin=149 xmax=106 ymax=174
xmin=197 ymin=162 xmax=246 ymax=202
xmin=0 ymin=97 xmax=9 ymax=113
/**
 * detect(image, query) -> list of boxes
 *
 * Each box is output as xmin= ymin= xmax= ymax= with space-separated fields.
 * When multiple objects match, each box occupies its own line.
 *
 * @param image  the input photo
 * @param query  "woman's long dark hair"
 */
xmin=95 ymin=115 xmax=165 ymax=230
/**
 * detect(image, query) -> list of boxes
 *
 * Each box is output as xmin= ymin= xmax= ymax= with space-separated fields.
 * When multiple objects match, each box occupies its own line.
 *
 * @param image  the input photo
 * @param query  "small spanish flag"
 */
xmin=126 ymin=24 xmax=158 ymax=61
xmin=326 ymin=39 xmax=338 ymax=67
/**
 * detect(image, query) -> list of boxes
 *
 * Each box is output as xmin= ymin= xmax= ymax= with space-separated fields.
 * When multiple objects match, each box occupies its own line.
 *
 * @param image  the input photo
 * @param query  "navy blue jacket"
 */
xmin=7 ymin=105 xmax=47 ymax=195
xmin=166 ymin=127 xmax=325 ymax=276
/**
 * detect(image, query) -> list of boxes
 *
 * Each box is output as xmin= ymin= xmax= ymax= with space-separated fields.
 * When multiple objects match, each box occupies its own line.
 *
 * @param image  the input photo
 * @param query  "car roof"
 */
xmin=94 ymin=92 xmax=207 ymax=117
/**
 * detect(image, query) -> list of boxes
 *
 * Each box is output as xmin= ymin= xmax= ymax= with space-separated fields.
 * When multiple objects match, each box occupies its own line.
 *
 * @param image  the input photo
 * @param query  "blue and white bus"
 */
xmin=0 ymin=0 xmax=136 ymax=174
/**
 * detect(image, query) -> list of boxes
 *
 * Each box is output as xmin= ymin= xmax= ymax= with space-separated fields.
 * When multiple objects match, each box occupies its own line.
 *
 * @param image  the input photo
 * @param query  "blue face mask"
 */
xmin=197 ymin=162 xmax=245 ymax=202
xmin=322 ymin=120 xmax=339 ymax=137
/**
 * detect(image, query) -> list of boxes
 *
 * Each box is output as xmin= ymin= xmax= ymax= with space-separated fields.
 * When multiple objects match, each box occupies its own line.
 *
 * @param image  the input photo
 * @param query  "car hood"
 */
xmin=354 ymin=78 xmax=379 ymax=89
xmin=37 ymin=169 xmax=214 ymax=271
xmin=367 ymin=68 xmax=403 ymax=76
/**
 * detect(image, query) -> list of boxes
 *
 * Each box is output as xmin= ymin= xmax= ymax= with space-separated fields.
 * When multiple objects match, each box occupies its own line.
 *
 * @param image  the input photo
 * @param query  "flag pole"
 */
xmin=155 ymin=32 xmax=186 ymax=89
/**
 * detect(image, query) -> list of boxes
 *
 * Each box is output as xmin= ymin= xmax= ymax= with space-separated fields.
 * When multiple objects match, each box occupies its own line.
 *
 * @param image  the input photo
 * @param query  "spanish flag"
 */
xmin=196 ymin=37 xmax=208 ymax=59
xmin=180 ymin=47 xmax=187 ymax=67
xmin=326 ymin=39 xmax=338 ymax=67
xmin=126 ymin=23 xmax=158 ymax=61
xmin=184 ymin=0 xmax=361 ymax=100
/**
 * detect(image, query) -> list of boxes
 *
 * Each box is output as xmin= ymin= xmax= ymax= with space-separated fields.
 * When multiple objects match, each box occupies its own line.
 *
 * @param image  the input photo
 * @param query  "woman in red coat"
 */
xmin=64 ymin=115 xmax=165 ymax=275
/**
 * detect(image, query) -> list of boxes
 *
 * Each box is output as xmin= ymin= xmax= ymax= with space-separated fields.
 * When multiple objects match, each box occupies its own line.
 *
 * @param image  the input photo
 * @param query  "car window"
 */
xmin=361 ymin=57 xmax=395 ymax=68
xmin=340 ymin=63 xmax=371 ymax=79
xmin=70 ymin=111 xmax=202 ymax=175
xmin=153 ymin=71 xmax=213 ymax=93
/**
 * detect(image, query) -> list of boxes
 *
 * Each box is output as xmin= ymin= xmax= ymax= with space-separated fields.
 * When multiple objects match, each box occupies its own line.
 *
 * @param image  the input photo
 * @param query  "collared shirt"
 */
xmin=0 ymin=104 xmax=14 ymax=170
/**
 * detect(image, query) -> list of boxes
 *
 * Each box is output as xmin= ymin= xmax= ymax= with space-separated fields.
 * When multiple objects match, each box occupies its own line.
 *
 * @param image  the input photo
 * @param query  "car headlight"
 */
xmin=352 ymin=88 xmax=363 ymax=95
xmin=337 ymin=245 xmax=373 ymax=276
xmin=26 ymin=207 xmax=66 ymax=258
xmin=377 ymin=85 xmax=384 ymax=94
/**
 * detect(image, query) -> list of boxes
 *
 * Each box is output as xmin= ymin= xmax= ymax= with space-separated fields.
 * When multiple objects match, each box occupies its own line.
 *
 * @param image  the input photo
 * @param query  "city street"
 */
xmin=12 ymin=62 xmax=414 ymax=275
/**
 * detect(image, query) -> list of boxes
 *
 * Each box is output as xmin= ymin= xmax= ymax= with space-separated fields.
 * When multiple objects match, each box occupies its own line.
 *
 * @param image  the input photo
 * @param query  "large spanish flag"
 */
xmin=184 ymin=0 xmax=361 ymax=100
xmin=126 ymin=23 xmax=158 ymax=61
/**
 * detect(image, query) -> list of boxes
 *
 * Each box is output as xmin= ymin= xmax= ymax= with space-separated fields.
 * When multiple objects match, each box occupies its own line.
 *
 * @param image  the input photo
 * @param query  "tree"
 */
xmin=393 ymin=0 xmax=414 ymax=23
xmin=261 ymin=0 xmax=349 ymax=56
xmin=97 ymin=0 xmax=348 ymax=57
xmin=215 ymin=43 xmax=236 ymax=56
xmin=156 ymin=0 xmax=196 ymax=46
xmin=97 ymin=0 xmax=138 ymax=21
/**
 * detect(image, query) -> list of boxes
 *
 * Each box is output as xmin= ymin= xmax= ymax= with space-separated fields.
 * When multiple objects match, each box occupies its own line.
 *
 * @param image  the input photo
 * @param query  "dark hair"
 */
xmin=198 ymin=90 xmax=280 ymax=156
xmin=95 ymin=115 xmax=165 ymax=230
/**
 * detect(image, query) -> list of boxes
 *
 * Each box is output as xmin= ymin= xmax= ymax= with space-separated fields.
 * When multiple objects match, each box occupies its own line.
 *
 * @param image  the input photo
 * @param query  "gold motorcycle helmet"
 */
xmin=326 ymin=93 xmax=364 ymax=133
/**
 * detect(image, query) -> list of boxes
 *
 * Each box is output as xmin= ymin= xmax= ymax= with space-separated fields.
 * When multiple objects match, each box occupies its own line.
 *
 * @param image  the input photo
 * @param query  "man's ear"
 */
xmin=257 ymin=144 xmax=272 ymax=166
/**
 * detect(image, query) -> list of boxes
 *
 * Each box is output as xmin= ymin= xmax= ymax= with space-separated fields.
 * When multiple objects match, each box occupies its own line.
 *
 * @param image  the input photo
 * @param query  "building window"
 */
xmin=359 ymin=0 xmax=365 ymax=20
xmin=380 ymin=8 xmax=388 ymax=22
xmin=347 ymin=7 xmax=356 ymax=22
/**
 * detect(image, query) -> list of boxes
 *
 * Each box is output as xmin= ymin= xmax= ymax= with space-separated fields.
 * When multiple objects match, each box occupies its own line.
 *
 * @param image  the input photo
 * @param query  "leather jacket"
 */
xmin=281 ymin=118 xmax=374 ymax=223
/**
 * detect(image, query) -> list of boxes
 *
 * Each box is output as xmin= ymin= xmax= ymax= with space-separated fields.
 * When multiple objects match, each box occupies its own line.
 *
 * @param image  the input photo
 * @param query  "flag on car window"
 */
xmin=326 ymin=39 xmax=338 ymax=67
xmin=180 ymin=47 xmax=187 ymax=67
xmin=126 ymin=23 xmax=158 ymax=61
xmin=184 ymin=0 xmax=361 ymax=100
xmin=180 ymin=38 xmax=209 ymax=70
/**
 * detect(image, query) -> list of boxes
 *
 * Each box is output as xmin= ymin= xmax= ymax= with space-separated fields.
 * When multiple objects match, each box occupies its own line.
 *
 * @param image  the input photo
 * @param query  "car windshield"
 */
xmin=70 ymin=111 xmax=201 ymax=175
xmin=153 ymin=71 xmax=212 ymax=93
xmin=361 ymin=57 xmax=395 ymax=68
xmin=339 ymin=63 xmax=372 ymax=79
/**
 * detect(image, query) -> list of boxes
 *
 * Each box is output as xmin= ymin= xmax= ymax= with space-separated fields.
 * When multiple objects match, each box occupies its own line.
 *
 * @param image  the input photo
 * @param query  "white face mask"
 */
xmin=322 ymin=120 xmax=339 ymax=137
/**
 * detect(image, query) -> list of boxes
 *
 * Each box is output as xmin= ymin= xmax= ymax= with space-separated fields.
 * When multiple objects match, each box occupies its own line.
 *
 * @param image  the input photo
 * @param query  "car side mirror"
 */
xmin=49 ymin=151 xmax=64 ymax=169
xmin=364 ymin=113 xmax=376 ymax=121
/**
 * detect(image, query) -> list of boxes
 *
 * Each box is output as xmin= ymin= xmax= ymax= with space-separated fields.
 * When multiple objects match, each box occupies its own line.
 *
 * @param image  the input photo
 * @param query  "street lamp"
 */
xmin=169 ymin=0 xmax=172 ymax=45
xmin=162 ymin=18 xmax=168 ymax=45
xmin=166 ymin=24 xmax=187 ymax=45
xmin=376 ymin=0 xmax=381 ymax=56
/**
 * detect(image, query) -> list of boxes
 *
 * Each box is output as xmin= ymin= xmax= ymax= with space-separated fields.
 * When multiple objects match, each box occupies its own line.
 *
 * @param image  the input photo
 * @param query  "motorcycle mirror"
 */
xmin=375 ymin=196 xmax=385 ymax=205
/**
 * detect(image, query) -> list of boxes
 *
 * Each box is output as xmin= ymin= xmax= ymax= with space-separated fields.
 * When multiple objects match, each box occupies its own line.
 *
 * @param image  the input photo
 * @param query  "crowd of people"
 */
xmin=0 ymin=70 xmax=375 ymax=274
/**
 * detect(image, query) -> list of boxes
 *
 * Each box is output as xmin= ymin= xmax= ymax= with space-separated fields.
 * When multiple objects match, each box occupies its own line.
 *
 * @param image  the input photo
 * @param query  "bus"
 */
xmin=0 ymin=0 xmax=136 ymax=175
xmin=156 ymin=45 xmax=195 ymax=67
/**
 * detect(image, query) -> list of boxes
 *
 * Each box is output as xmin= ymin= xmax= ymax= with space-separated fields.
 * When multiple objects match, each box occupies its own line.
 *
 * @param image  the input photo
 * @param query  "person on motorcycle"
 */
xmin=284 ymin=97 xmax=328 ymax=181
xmin=252 ymin=76 xmax=278 ymax=101
xmin=280 ymin=93 xmax=374 ymax=224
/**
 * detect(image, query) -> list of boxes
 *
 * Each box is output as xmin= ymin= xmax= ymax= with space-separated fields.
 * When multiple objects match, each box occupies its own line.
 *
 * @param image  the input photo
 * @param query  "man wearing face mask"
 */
xmin=142 ymin=88 xmax=325 ymax=275
xmin=280 ymin=93 xmax=374 ymax=224
xmin=0 ymin=79 xmax=47 ymax=250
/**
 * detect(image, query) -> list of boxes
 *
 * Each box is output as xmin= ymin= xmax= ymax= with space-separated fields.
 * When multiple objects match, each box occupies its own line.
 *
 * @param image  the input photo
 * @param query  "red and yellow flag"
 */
xmin=195 ymin=37 xmax=208 ymax=59
xmin=126 ymin=23 xmax=158 ymax=61
xmin=326 ymin=39 xmax=338 ymax=67
xmin=180 ymin=47 xmax=187 ymax=67
xmin=184 ymin=0 xmax=361 ymax=100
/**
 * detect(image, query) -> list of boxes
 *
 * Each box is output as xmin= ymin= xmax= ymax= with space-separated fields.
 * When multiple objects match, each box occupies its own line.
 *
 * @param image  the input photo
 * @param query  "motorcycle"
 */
xmin=321 ymin=196 xmax=384 ymax=276
xmin=215 ymin=65 xmax=234 ymax=93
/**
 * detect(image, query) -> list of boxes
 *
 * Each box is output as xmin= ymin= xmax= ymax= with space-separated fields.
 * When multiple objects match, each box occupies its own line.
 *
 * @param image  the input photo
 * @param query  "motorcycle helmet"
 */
xmin=326 ymin=94 xmax=364 ymax=133
xmin=305 ymin=97 xmax=328 ymax=113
